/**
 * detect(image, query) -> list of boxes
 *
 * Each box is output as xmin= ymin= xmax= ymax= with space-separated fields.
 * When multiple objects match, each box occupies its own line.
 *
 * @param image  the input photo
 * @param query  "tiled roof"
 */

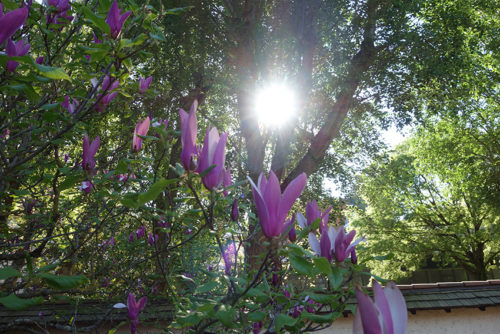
xmin=397 ymin=279 xmax=500 ymax=311
xmin=342 ymin=280 xmax=500 ymax=313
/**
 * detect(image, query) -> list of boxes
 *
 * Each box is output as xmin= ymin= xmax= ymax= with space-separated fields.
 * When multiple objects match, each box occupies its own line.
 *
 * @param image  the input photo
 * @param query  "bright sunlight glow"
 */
xmin=255 ymin=83 xmax=297 ymax=126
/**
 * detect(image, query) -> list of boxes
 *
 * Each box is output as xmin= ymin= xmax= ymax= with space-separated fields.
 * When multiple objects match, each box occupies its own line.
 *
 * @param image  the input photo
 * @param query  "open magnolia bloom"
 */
xmin=105 ymin=0 xmax=132 ymax=39
xmin=248 ymin=171 xmax=307 ymax=238
xmin=309 ymin=226 xmax=364 ymax=263
xmin=354 ymin=281 xmax=408 ymax=334
xmin=196 ymin=127 xmax=228 ymax=190
xmin=305 ymin=200 xmax=332 ymax=233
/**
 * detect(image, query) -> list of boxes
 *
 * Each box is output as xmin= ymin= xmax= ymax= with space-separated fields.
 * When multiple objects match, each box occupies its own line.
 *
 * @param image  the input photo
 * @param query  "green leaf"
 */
xmin=195 ymin=281 xmax=218 ymax=294
xmin=275 ymin=313 xmax=297 ymax=333
xmin=150 ymin=33 xmax=167 ymax=42
xmin=82 ymin=7 xmax=111 ymax=35
xmin=328 ymin=267 xmax=343 ymax=289
xmin=59 ymin=174 xmax=82 ymax=191
xmin=136 ymin=178 xmax=170 ymax=206
xmin=216 ymin=306 xmax=237 ymax=328
xmin=0 ymin=267 xmax=21 ymax=280
xmin=40 ymin=103 xmax=59 ymax=111
xmin=308 ymin=293 xmax=335 ymax=304
xmin=33 ymin=63 xmax=71 ymax=81
xmin=247 ymin=310 xmax=266 ymax=322
xmin=287 ymin=243 xmax=307 ymax=256
xmin=313 ymin=257 xmax=332 ymax=275
xmin=289 ymin=255 xmax=313 ymax=275
xmin=36 ymin=264 xmax=58 ymax=273
xmin=42 ymin=110 xmax=62 ymax=122
xmin=174 ymin=163 xmax=185 ymax=176
xmin=37 ymin=273 xmax=87 ymax=290
xmin=120 ymin=33 xmax=147 ymax=49
xmin=0 ymin=294 xmax=43 ymax=311
xmin=301 ymin=311 xmax=335 ymax=323
xmin=115 ymin=160 xmax=129 ymax=174
xmin=178 ymin=313 xmax=201 ymax=326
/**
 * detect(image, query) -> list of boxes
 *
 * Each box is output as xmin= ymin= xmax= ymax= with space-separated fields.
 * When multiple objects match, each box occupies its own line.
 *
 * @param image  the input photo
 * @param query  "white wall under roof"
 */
xmin=317 ymin=306 xmax=500 ymax=334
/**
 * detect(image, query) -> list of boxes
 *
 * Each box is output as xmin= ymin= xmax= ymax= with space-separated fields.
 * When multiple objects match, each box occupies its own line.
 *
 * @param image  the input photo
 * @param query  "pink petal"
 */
xmin=308 ymin=232 xmax=321 ymax=256
xmin=262 ymin=171 xmax=281 ymax=235
xmin=384 ymin=282 xmax=407 ymax=334
xmin=0 ymin=7 xmax=28 ymax=45
xmin=355 ymin=286 xmax=383 ymax=334
xmin=278 ymin=173 xmax=307 ymax=224
xmin=373 ymin=280 xmax=394 ymax=334
xmin=248 ymin=176 xmax=272 ymax=237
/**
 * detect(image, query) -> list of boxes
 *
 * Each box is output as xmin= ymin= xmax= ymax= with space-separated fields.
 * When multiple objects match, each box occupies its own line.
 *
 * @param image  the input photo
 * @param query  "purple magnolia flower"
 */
xmin=127 ymin=293 xmax=147 ymax=334
xmin=46 ymin=0 xmax=71 ymax=12
xmin=291 ymin=305 xmax=303 ymax=318
xmin=45 ymin=0 xmax=73 ymax=25
xmin=55 ymin=10 xmax=73 ymax=24
xmin=0 ymin=5 xmax=29 ymax=46
xmin=179 ymin=100 xmax=198 ymax=171
xmin=304 ymin=200 xmax=332 ymax=233
xmin=309 ymin=226 xmax=363 ymax=263
xmin=248 ymin=170 xmax=307 ymax=238
xmin=136 ymin=226 xmax=145 ymax=239
xmin=223 ymin=242 xmax=237 ymax=275
xmin=35 ymin=56 xmax=44 ymax=64
xmin=132 ymin=117 xmax=150 ymax=152
xmin=93 ymin=75 xmax=119 ymax=112
xmin=354 ymin=281 xmax=407 ymax=334
xmin=329 ymin=226 xmax=364 ymax=262
xmin=139 ymin=76 xmax=152 ymax=94
xmin=308 ymin=229 xmax=332 ymax=262
xmin=129 ymin=232 xmax=135 ymax=243
xmin=253 ymin=321 xmax=263 ymax=334
xmin=305 ymin=296 xmax=321 ymax=313
xmin=196 ymin=127 xmax=228 ymax=190
xmin=82 ymin=135 xmax=100 ymax=172
xmin=351 ymin=249 xmax=358 ymax=264
xmin=222 ymin=168 xmax=232 ymax=196
xmin=147 ymin=232 xmax=157 ymax=246
xmin=79 ymin=181 xmax=93 ymax=194
xmin=106 ymin=0 xmax=132 ymax=39
xmin=231 ymin=200 xmax=239 ymax=222
xmin=284 ymin=213 xmax=296 ymax=242
xmin=6 ymin=39 xmax=30 ymax=72
xmin=92 ymin=32 xmax=102 ymax=44
xmin=61 ymin=95 xmax=79 ymax=114
xmin=1 ymin=129 xmax=10 ymax=139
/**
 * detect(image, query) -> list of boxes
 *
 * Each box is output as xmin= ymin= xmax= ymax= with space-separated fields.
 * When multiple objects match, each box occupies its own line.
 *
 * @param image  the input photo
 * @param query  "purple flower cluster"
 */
xmin=179 ymin=101 xmax=232 ymax=191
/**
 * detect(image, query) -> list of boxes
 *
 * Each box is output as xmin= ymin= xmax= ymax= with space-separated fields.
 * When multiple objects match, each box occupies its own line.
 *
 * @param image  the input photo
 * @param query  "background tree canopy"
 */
xmin=351 ymin=103 xmax=500 ymax=280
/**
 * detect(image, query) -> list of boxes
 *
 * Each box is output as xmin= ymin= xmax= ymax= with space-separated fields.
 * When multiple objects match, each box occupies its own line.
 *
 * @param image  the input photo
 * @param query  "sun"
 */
xmin=255 ymin=83 xmax=297 ymax=126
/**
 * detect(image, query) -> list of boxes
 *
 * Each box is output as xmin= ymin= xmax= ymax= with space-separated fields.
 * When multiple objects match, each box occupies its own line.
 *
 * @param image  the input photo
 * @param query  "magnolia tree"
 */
xmin=0 ymin=1 xmax=407 ymax=333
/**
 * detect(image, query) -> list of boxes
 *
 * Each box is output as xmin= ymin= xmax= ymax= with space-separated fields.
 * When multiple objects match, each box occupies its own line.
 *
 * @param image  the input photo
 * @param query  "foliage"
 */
xmin=351 ymin=104 xmax=500 ymax=280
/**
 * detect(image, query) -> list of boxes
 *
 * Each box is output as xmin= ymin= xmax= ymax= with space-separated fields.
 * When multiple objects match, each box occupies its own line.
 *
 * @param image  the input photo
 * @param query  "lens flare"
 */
xmin=255 ymin=83 xmax=297 ymax=126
